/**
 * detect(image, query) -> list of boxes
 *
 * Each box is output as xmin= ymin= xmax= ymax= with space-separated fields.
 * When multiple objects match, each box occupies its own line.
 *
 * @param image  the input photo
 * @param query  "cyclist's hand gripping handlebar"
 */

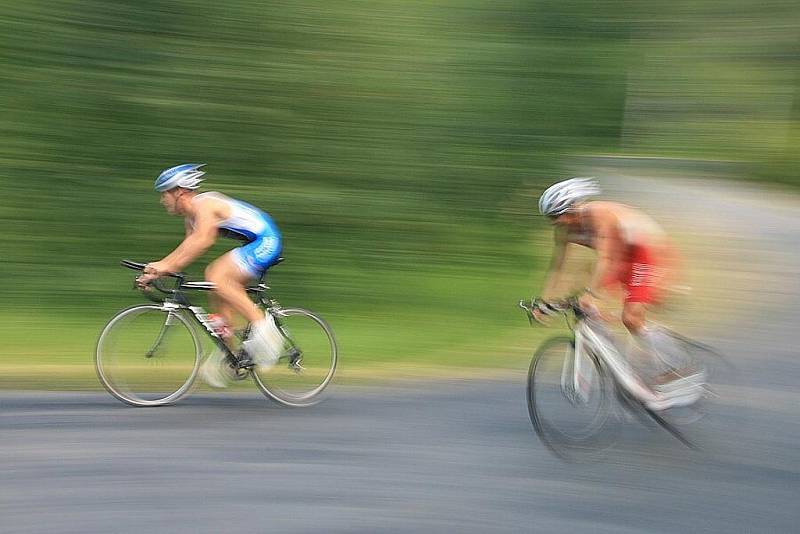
xmin=121 ymin=260 xmax=185 ymax=295
xmin=519 ymin=298 xmax=564 ymax=326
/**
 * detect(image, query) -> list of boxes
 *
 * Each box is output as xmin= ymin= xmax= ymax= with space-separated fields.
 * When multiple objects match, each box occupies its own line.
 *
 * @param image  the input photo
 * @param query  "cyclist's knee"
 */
xmin=205 ymin=267 xmax=233 ymax=294
xmin=206 ymin=255 xmax=240 ymax=284
xmin=205 ymin=259 xmax=224 ymax=282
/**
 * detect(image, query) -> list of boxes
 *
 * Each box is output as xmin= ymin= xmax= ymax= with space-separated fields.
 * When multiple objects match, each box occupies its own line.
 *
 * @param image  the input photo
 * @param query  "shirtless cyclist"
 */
xmin=534 ymin=177 xmax=702 ymax=410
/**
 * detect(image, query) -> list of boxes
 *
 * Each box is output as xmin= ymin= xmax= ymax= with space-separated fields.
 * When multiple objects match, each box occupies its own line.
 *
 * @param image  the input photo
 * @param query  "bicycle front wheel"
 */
xmin=95 ymin=305 xmax=201 ymax=406
xmin=527 ymin=336 xmax=619 ymax=458
xmin=252 ymin=308 xmax=337 ymax=407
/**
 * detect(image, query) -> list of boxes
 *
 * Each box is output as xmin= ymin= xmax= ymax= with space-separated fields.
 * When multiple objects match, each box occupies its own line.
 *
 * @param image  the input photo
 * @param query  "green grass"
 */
xmin=1 ymin=0 xmax=799 ymax=388
xmin=0 ymin=219 xmax=557 ymax=389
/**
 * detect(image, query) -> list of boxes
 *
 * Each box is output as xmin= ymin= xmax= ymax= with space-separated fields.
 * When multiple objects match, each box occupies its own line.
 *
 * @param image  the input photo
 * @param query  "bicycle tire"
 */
xmin=527 ymin=336 xmax=620 ymax=458
xmin=95 ymin=304 xmax=201 ymax=406
xmin=251 ymin=307 xmax=337 ymax=407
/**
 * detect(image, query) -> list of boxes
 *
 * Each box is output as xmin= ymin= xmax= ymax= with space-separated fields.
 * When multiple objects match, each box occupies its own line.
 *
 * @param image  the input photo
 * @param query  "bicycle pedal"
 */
xmin=232 ymin=367 xmax=250 ymax=380
xmin=287 ymin=347 xmax=302 ymax=364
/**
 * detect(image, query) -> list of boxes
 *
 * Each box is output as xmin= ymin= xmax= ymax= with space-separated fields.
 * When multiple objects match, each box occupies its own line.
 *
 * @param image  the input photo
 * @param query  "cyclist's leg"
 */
xmin=216 ymin=238 xmax=284 ymax=365
xmin=205 ymin=253 xmax=262 ymax=325
xmin=204 ymin=253 xmax=279 ymax=368
xmin=621 ymin=247 xmax=676 ymax=377
xmin=622 ymin=301 xmax=660 ymax=376
xmin=621 ymin=301 xmax=646 ymax=334
xmin=620 ymin=246 xmax=704 ymax=408
xmin=624 ymin=271 xmax=702 ymax=400
xmin=199 ymin=254 xmax=259 ymax=386
xmin=217 ymin=236 xmax=281 ymax=321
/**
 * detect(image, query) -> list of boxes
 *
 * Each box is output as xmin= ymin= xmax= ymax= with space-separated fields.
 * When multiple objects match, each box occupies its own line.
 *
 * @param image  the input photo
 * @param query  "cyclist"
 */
xmin=136 ymin=163 xmax=284 ymax=387
xmin=533 ymin=177 xmax=701 ymax=410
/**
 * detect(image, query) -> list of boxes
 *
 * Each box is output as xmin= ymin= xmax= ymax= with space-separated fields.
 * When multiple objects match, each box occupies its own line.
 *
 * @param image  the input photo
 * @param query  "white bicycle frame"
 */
xmin=567 ymin=318 xmax=660 ymax=406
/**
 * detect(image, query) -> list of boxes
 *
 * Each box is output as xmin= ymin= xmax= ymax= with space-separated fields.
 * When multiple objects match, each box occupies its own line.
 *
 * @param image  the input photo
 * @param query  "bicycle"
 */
xmin=519 ymin=296 xmax=732 ymax=459
xmin=95 ymin=259 xmax=338 ymax=407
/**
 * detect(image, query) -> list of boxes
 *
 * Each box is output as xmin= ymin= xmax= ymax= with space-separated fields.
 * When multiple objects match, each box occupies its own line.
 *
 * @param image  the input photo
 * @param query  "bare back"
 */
xmin=568 ymin=201 xmax=666 ymax=250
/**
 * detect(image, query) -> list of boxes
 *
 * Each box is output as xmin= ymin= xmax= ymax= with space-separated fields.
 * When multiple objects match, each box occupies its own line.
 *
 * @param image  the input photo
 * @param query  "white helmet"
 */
xmin=538 ymin=177 xmax=600 ymax=217
xmin=154 ymin=163 xmax=206 ymax=192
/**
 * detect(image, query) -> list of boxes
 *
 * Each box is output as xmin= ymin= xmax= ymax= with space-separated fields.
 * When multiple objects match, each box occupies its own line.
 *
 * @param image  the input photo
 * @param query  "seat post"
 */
xmin=264 ymin=256 xmax=285 ymax=280
xmin=248 ymin=256 xmax=283 ymax=294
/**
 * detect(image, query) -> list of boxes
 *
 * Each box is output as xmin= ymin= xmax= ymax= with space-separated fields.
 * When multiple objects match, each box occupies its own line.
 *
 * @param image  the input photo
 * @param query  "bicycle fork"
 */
xmin=146 ymin=308 xmax=182 ymax=357
xmin=561 ymin=331 xmax=595 ymax=405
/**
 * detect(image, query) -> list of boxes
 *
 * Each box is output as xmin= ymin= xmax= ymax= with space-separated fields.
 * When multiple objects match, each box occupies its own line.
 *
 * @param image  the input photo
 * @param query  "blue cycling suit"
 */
xmin=192 ymin=192 xmax=282 ymax=278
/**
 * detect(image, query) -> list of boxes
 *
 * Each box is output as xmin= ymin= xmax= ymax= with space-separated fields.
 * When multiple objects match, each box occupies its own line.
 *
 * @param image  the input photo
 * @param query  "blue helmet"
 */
xmin=154 ymin=163 xmax=206 ymax=192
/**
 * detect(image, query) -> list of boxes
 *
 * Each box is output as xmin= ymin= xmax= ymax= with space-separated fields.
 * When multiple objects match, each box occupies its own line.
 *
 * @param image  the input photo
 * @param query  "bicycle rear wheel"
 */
xmin=527 ymin=336 xmax=620 ymax=458
xmin=252 ymin=308 xmax=337 ymax=407
xmin=95 ymin=305 xmax=201 ymax=406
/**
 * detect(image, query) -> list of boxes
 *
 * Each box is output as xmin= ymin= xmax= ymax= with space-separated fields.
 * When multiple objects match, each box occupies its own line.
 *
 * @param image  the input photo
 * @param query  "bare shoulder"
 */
xmin=582 ymin=201 xmax=613 ymax=222
xmin=587 ymin=200 xmax=665 ymax=240
xmin=192 ymin=191 xmax=230 ymax=219
xmin=587 ymin=200 xmax=644 ymax=220
xmin=586 ymin=200 xmax=627 ymax=213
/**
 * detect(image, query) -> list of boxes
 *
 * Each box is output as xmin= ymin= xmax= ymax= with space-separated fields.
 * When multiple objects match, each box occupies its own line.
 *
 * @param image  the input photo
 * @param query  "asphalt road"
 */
xmin=2 ymin=170 xmax=799 ymax=533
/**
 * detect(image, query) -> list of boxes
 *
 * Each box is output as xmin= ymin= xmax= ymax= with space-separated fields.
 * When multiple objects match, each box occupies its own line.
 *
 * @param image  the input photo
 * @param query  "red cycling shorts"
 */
xmin=603 ymin=244 xmax=665 ymax=304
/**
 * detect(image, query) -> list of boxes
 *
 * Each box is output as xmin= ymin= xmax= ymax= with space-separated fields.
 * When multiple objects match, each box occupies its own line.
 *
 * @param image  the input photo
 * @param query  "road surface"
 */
xmin=2 ymin=168 xmax=798 ymax=533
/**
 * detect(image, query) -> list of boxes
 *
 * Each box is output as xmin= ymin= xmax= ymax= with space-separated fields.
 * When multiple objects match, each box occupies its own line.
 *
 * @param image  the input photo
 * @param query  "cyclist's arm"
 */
xmin=540 ymin=226 xmax=569 ymax=300
xmin=151 ymin=202 xmax=221 ymax=274
xmin=585 ymin=213 xmax=616 ymax=296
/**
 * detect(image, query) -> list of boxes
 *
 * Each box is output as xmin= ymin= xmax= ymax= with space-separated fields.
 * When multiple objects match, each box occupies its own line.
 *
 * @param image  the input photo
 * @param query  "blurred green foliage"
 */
xmin=1 ymin=0 xmax=798 ymax=384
